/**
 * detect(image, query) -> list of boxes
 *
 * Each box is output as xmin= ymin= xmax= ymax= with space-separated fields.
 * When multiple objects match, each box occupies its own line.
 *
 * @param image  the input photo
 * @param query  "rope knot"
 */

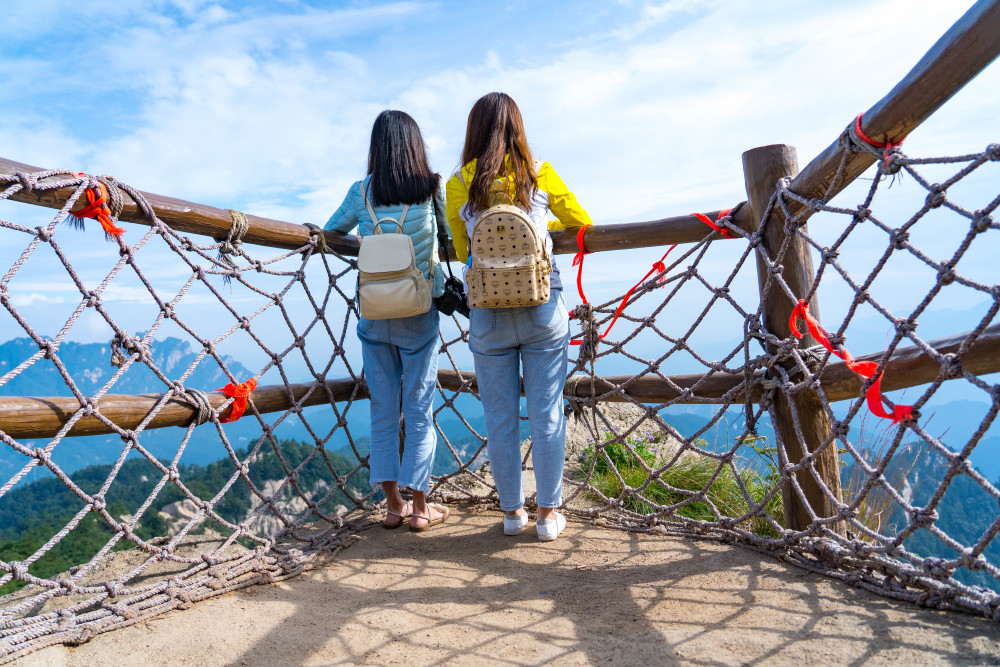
xmin=10 ymin=561 xmax=29 ymax=580
xmin=303 ymin=223 xmax=328 ymax=254
xmin=937 ymin=262 xmax=957 ymax=286
xmin=110 ymin=333 xmax=146 ymax=367
xmin=910 ymin=508 xmax=938 ymax=528
xmin=69 ymin=174 xmax=126 ymax=238
xmin=940 ymin=353 xmax=963 ymax=379
xmin=219 ymin=209 xmax=249 ymax=281
xmin=895 ymin=318 xmax=917 ymax=336
xmin=854 ymin=206 xmax=872 ymax=223
xmin=973 ymin=210 xmax=994 ymax=233
xmin=986 ymin=143 xmax=1000 ymax=161
xmin=14 ymin=171 xmax=37 ymax=192
xmin=842 ymin=113 xmax=904 ymax=173
xmin=39 ymin=338 xmax=56 ymax=359
xmin=822 ymin=247 xmax=839 ymax=263
xmin=181 ymin=388 xmax=213 ymax=426
xmin=925 ymin=185 xmax=947 ymax=209
xmin=921 ymin=557 xmax=948 ymax=578
xmin=890 ymin=228 xmax=909 ymax=249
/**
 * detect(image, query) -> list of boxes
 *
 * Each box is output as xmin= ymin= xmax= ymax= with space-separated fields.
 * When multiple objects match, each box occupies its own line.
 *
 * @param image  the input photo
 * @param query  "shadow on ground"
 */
xmin=26 ymin=505 xmax=1000 ymax=666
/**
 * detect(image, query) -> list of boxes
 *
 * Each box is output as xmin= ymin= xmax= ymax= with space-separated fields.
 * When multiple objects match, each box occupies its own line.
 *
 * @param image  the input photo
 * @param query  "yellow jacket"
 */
xmin=445 ymin=159 xmax=592 ymax=290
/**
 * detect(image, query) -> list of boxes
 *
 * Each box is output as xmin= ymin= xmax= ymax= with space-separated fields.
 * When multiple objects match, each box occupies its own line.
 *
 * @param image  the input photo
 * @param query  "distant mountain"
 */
xmin=0 ymin=336 xmax=361 ymax=477
xmin=0 ymin=335 xmax=244 ymax=398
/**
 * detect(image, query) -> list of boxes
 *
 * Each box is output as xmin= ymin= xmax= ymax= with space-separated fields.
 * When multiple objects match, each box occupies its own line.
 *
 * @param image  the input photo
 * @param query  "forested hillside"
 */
xmin=0 ymin=439 xmax=368 ymax=595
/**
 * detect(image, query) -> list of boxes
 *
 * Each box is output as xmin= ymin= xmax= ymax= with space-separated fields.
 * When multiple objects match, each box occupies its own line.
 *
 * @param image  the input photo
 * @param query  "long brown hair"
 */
xmin=461 ymin=92 xmax=537 ymax=214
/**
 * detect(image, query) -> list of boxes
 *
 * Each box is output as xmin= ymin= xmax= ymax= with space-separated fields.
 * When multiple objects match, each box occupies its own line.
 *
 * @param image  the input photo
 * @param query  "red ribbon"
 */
xmin=691 ymin=208 xmax=735 ymax=239
xmin=72 ymin=175 xmax=125 ymax=237
xmin=571 ymin=244 xmax=677 ymax=346
xmin=853 ymin=113 xmax=904 ymax=168
xmin=571 ymin=225 xmax=591 ymax=306
xmin=217 ymin=378 xmax=257 ymax=423
xmin=789 ymin=300 xmax=912 ymax=423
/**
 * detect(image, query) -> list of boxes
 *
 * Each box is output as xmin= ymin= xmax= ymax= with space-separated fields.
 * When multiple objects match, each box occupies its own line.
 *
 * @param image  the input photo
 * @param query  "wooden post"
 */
xmin=742 ymin=144 xmax=844 ymax=535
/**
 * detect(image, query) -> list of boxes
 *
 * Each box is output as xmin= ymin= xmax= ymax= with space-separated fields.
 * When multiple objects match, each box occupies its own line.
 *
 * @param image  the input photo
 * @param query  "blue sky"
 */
xmin=1 ymin=0 xmax=998 ymax=403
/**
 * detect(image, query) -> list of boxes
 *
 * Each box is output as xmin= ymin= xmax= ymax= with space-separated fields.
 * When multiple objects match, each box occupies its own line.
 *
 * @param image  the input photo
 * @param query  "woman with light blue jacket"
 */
xmin=325 ymin=110 xmax=448 ymax=532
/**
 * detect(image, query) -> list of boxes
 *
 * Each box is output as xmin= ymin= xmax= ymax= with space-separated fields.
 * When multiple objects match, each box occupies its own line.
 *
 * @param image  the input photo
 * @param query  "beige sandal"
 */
xmin=408 ymin=503 xmax=449 ymax=532
xmin=382 ymin=502 xmax=412 ymax=529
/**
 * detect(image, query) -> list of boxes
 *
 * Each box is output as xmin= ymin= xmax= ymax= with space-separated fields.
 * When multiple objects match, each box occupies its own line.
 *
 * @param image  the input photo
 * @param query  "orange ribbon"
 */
xmin=217 ymin=378 xmax=257 ymax=423
xmin=73 ymin=175 xmax=125 ymax=237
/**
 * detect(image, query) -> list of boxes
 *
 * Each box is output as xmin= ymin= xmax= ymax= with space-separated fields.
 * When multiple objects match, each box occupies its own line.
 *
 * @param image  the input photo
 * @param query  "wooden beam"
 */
xmin=1 ymin=157 xmax=745 ymax=261
xmin=0 ymin=377 xmax=364 ymax=440
xmin=786 ymin=0 xmax=1000 ymax=221
xmin=2 ymin=323 xmax=996 ymax=441
xmin=0 ymin=157 xmax=360 ymax=256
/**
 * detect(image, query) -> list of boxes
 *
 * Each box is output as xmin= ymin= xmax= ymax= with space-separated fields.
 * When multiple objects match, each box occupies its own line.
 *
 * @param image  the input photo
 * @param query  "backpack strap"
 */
xmin=361 ymin=182 xmax=409 ymax=234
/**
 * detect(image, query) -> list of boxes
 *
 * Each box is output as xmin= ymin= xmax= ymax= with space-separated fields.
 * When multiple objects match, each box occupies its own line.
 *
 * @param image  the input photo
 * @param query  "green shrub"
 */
xmin=579 ymin=430 xmax=783 ymax=538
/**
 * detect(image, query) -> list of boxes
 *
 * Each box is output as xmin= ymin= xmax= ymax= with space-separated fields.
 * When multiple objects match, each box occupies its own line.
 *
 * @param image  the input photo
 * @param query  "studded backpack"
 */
xmin=466 ymin=172 xmax=551 ymax=309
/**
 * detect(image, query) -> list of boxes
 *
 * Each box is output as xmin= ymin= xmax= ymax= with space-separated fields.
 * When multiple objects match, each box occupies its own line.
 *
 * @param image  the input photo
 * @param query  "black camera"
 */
xmin=436 ymin=276 xmax=470 ymax=318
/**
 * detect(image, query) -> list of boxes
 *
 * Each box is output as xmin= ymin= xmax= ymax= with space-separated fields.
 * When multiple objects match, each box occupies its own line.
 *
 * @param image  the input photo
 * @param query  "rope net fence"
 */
xmin=0 ymin=137 xmax=998 ymax=659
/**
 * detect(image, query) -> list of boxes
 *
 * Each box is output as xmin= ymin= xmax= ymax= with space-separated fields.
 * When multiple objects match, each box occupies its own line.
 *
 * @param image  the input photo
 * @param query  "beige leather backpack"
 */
xmin=466 ymin=176 xmax=551 ymax=309
xmin=356 ymin=187 xmax=433 ymax=320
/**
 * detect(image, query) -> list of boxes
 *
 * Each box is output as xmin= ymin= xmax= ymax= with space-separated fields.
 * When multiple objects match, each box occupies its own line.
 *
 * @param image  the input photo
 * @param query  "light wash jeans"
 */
xmin=469 ymin=290 xmax=569 ymax=511
xmin=358 ymin=308 xmax=440 ymax=493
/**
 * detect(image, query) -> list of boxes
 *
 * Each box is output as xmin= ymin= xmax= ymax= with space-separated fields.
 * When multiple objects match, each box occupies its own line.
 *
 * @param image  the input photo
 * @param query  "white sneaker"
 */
xmin=503 ymin=512 xmax=529 ymax=536
xmin=536 ymin=512 xmax=566 ymax=542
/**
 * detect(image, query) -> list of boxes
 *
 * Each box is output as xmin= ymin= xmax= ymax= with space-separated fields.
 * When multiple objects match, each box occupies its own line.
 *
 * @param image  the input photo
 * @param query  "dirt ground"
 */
xmin=20 ymin=504 xmax=1000 ymax=667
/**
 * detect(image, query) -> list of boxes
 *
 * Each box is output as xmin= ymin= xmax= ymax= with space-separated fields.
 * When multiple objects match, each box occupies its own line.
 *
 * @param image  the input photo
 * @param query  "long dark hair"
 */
xmin=367 ymin=110 xmax=439 ymax=207
xmin=461 ymin=92 xmax=537 ymax=214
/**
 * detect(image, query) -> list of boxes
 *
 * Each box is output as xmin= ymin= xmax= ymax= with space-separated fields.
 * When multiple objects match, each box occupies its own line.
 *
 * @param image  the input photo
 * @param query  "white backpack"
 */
xmin=356 ymin=186 xmax=433 ymax=320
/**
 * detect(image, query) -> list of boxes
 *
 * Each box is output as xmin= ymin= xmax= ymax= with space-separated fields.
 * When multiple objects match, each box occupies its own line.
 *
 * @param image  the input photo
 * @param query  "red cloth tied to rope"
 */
xmin=72 ymin=175 xmax=125 ymax=237
xmin=568 ymin=205 xmax=740 ymax=347
xmin=789 ymin=300 xmax=913 ymax=423
xmin=217 ymin=378 xmax=257 ymax=423
xmin=571 ymin=225 xmax=592 ymax=306
xmin=853 ymin=113 xmax=904 ymax=168
xmin=570 ymin=243 xmax=677 ymax=346
xmin=691 ymin=208 xmax=735 ymax=239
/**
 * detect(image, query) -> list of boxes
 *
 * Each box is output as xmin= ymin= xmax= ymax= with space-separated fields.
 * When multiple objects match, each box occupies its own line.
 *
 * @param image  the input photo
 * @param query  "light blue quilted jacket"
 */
xmin=325 ymin=175 xmax=445 ymax=297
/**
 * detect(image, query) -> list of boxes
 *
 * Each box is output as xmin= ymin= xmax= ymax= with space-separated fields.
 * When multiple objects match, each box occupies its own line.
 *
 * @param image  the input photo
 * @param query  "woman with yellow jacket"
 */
xmin=446 ymin=92 xmax=592 ymax=541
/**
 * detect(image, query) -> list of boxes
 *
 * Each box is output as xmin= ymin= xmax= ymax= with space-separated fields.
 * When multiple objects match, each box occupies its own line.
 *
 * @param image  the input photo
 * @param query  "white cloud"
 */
xmin=1 ymin=0 xmax=997 ymax=347
xmin=8 ymin=293 xmax=65 ymax=307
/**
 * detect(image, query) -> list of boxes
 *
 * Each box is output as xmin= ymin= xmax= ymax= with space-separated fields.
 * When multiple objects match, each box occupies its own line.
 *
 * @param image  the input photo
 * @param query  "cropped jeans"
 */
xmin=358 ymin=308 xmax=440 ymax=493
xmin=469 ymin=290 xmax=569 ymax=511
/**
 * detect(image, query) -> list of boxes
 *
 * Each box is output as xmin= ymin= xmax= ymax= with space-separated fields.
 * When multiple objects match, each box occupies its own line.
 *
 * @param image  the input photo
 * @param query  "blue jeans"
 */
xmin=358 ymin=308 xmax=440 ymax=493
xmin=469 ymin=290 xmax=569 ymax=511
